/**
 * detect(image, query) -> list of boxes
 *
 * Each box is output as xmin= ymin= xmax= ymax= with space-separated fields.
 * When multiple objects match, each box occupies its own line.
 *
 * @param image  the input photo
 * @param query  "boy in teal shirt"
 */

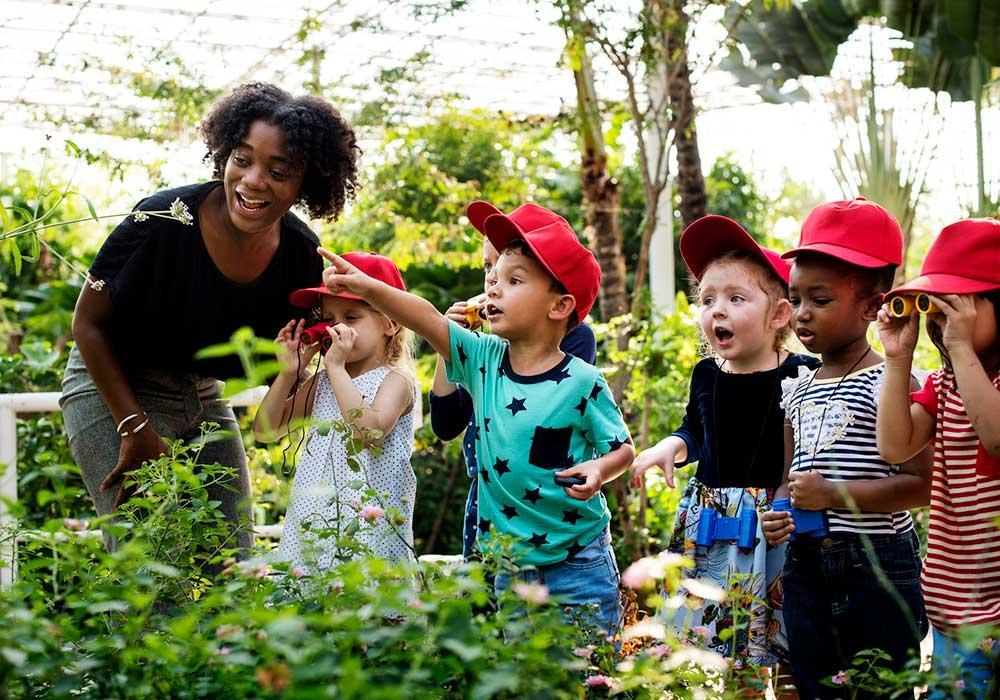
xmin=317 ymin=201 xmax=634 ymax=637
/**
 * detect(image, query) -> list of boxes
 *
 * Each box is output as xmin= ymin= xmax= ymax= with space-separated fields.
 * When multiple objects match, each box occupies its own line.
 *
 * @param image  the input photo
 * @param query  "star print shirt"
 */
xmin=780 ymin=362 xmax=913 ymax=535
xmin=445 ymin=321 xmax=630 ymax=566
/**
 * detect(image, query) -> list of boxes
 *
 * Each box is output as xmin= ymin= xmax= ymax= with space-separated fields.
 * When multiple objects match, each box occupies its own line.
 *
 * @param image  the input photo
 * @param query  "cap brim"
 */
xmin=466 ymin=200 xmax=503 ymax=235
xmin=887 ymin=273 xmax=1000 ymax=299
xmin=289 ymin=286 xmax=362 ymax=307
xmin=781 ymin=242 xmax=892 ymax=268
xmin=680 ymin=215 xmax=789 ymax=284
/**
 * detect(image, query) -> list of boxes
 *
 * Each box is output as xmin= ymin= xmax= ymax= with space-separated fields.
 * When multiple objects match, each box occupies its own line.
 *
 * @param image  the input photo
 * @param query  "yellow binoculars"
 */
xmin=465 ymin=294 xmax=487 ymax=326
xmin=888 ymin=293 xmax=939 ymax=317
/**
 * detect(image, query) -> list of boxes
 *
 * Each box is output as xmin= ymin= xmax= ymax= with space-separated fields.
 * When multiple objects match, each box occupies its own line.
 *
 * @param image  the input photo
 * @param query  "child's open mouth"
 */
xmin=485 ymin=303 xmax=503 ymax=321
xmin=236 ymin=191 xmax=271 ymax=215
xmin=796 ymin=327 xmax=816 ymax=345
xmin=714 ymin=327 xmax=734 ymax=345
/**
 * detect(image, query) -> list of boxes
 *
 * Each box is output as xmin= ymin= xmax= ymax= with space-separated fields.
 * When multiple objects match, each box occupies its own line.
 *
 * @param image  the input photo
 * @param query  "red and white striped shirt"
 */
xmin=912 ymin=368 xmax=1000 ymax=631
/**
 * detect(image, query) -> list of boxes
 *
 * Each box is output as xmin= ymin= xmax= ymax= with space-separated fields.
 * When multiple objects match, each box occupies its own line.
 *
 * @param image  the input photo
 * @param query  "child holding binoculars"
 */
xmin=630 ymin=215 xmax=817 ymax=692
xmin=877 ymin=218 xmax=1000 ymax=698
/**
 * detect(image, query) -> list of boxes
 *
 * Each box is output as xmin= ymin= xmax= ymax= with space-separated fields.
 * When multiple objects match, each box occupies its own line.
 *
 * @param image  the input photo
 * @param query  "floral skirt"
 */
xmin=663 ymin=476 xmax=788 ymax=667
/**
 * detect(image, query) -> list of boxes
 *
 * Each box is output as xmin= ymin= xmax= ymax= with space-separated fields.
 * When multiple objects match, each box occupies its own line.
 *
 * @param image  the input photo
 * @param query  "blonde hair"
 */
xmin=696 ymin=250 xmax=792 ymax=353
xmin=382 ymin=322 xmax=418 ymax=394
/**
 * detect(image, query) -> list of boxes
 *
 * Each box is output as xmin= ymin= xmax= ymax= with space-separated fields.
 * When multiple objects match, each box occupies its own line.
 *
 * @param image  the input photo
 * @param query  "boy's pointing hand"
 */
xmin=318 ymin=247 xmax=370 ymax=297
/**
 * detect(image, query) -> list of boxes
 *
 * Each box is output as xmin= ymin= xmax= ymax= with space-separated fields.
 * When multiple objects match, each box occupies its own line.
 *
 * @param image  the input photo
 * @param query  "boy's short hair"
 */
xmin=795 ymin=251 xmax=896 ymax=300
xmin=502 ymin=240 xmax=579 ymax=328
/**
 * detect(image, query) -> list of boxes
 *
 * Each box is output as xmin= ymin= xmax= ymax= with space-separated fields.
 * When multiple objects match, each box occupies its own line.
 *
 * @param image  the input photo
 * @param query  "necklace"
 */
xmin=795 ymin=346 xmax=872 ymax=472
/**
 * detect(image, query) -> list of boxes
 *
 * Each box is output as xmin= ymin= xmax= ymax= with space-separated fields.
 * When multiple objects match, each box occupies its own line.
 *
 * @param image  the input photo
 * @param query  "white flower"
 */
xmin=132 ymin=211 xmax=149 ymax=222
xmin=663 ymin=646 xmax=729 ymax=672
xmin=622 ymin=618 xmax=666 ymax=640
xmin=169 ymin=197 xmax=194 ymax=225
xmin=88 ymin=278 xmax=105 ymax=292
xmin=682 ymin=578 xmax=728 ymax=602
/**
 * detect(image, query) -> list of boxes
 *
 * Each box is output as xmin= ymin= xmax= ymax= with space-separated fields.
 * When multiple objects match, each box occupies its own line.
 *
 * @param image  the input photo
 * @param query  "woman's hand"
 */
xmin=323 ymin=323 xmax=357 ymax=371
xmin=877 ymin=303 xmax=920 ymax=360
xmin=928 ymin=294 xmax=978 ymax=354
xmin=629 ymin=442 xmax=678 ymax=489
xmin=101 ymin=425 xmax=170 ymax=508
xmin=276 ymin=319 xmax=318 ymax=377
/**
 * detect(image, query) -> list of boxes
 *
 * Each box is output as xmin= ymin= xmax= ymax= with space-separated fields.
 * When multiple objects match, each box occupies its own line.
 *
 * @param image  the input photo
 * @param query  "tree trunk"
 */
xmin=667 ymin=2 xmax=706 ymax=230
xmin=565 ymin=1 xmax=629 ymax=322
xmin=581 ymin=152 xmax=628 ymax=320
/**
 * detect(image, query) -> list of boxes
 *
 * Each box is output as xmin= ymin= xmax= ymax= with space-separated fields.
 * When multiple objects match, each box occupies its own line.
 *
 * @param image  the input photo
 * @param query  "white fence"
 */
xmin=0 ymin=386 xmax=269 ymax=586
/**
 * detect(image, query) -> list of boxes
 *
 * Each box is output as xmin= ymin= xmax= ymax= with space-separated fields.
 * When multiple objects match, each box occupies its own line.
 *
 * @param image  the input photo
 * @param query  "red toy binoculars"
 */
xmin=300 ymin=321 xmax=333 ymax=352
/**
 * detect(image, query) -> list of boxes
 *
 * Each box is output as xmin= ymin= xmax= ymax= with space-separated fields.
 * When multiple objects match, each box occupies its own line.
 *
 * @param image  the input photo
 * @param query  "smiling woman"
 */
xmin=58 ymin=83 xmax=360 ymax=563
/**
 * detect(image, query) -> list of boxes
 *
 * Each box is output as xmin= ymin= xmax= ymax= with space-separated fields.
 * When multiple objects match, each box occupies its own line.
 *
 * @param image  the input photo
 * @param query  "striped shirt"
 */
xmin=781 ymin=363 xmax=913 ymax=535
xmin=912 ymin=368 xmax=1000 ymax=631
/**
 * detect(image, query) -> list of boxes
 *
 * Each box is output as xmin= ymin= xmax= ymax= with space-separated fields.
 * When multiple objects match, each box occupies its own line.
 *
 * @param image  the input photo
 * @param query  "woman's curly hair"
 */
xmin=200 ymin=82 xmax=360 ymax=220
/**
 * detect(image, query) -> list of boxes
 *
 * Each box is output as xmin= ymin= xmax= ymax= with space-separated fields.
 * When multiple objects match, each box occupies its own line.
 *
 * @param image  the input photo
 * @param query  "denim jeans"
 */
xmin=60 ymin=347 xmax=254 ymax=556
xmin=783 ymin=529 xmax=927 ymax=700
xmin=493 ymin=528 xmax=622 ymax=643
xmin=928 ymin=627 xmax=998 ymax=699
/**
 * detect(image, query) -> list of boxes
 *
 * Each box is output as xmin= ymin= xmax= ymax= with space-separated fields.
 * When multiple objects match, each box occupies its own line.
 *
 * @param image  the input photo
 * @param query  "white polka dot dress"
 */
xmin=277 ymin=365 xmax=417 ymax=571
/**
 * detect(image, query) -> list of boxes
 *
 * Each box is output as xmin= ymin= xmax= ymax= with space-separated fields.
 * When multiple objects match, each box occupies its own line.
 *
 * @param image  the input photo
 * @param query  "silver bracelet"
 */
xmin=116 ymin=412 xmax=142 ymax=434
xmin=124 ymin=418 xmax=150 ymax=437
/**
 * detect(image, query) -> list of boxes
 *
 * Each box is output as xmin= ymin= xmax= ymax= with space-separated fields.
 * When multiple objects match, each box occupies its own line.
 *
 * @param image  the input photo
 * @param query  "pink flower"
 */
xmin=584 ymin=675 xmax=620 ymax=691
xmin=290 ymin=566 xmax=307 ymax=578
xmin=360 ymin=505 xmax=384 ymax=523
xmin=63 ymin=518 xmax=88 ymax=532
xmin=691 ymin=625 xmax=712 ymax=642
xmin=349 ymin=498 xmax=362 ymax=510
xmin=573 ymin=645 xmax=595 ymax=659
xmin=511 ymin=581 xmax=550 ymax=605
xmin=621 ymin=557 xmax=658 ymax=589
xmin=647 ymin=644 xmax=671 ymax=659
xmin=407 ymin=598 xmax=422 ymax=609
xmin=217 ymin=646 xmax=231 ymax=656
xmin=831 ymin=671 xmax=850 ymax=686
xmin=980 ymin=637 xmax=995 ymax=652
xmin=955 ymin=680 xmax=966 ymax=690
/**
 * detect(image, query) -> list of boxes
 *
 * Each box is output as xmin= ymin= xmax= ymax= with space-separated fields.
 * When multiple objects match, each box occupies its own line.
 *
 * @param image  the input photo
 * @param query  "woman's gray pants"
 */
xmin=59 ymin=347 xmax=254 ymax=555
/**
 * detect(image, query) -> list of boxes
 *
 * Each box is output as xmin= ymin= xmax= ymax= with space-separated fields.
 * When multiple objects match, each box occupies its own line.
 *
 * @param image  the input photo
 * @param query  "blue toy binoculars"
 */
xmin=771 ymin=497 xmax=828 ymax=539
xmin=696 ymin=507 xmax=757 ymax=549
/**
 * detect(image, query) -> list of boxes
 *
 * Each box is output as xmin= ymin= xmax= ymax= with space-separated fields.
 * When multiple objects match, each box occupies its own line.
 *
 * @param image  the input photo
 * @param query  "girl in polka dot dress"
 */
xmin=254 ymin=252 xmax=418 ymax=571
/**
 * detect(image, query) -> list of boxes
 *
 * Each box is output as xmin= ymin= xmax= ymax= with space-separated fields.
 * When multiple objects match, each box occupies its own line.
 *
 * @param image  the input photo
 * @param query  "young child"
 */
xmin=761 ymin=198 xmax=931 ymax=699
xmin=254 ymin=252 xmax=419 ymax=571
xmin=876 ymin=219 xmax=1000 ymax=698
xmin=429 ymin=201 xmax=597 ymax=560
xmin=317 ymin=202 xmax=635 ymax=638
xmin=630 ymin=215 xmax=817 ymax=681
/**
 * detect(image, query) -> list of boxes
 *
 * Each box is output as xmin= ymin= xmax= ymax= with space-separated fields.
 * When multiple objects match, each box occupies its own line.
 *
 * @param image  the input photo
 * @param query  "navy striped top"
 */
xmin=781 ymin=362 xmax=913 ymax=535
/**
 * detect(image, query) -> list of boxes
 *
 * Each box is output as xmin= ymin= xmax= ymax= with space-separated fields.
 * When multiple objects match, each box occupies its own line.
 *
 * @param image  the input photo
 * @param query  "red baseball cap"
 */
xmin=782 ymin=197 xmax=903 ymax=268
xmin=887 ymin=218 xmax=1000 ymax=299
xmin=680 ymin=215 xmax=790 ymax=284
xmin=289 ymin=252 xmax=406 ymax=307
xmin=469 ymin=201 xmax=601 ymax=323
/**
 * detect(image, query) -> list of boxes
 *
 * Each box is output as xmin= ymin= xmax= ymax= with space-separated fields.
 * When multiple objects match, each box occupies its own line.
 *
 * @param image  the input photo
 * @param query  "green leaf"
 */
xmin=1 ymin=647 xmax=27 ymax=666
xmin=87 ymin=600 xmax=129 ymax=613
xmin=79 ymin=192 xmax=99 ymax=223
xmin=7 ymin=238 xmax=22 ymax=275
xmin=195 ymin=342 xmax=236 ymax=359
xmin=65 ymin=139 xmax=81 ymax=156
xmin=0 ymin=199 xmax=10 ymax=232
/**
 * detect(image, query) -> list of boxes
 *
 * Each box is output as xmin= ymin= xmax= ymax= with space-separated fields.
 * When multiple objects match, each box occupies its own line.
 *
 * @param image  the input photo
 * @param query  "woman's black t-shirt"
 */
xmin=671 ymin=353 xmax=821 ymax=489
xmin=88 ymin=182 xmax=323 ymax=380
